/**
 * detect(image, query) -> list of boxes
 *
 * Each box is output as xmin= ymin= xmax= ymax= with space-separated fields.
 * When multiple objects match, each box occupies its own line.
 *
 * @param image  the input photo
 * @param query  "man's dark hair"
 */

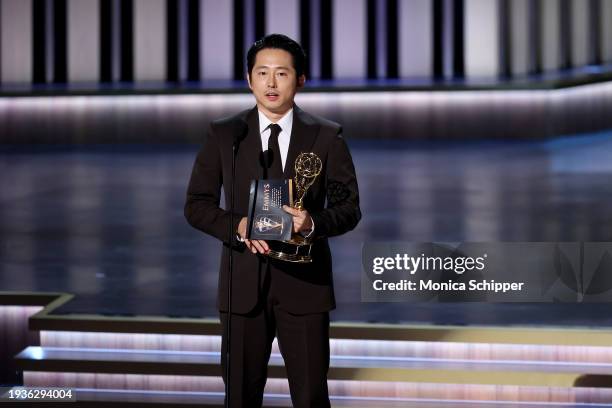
xmin=246 ymin=34 xmax=306 ymax=78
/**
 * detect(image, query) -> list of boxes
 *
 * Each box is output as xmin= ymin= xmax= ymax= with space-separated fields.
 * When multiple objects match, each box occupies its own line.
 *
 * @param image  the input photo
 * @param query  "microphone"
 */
xmin=259 ymin=148 xmax=277 ymax=179
xmin=265 ymin=148 xmax=275 ymax=169
xmin=259 ymin=151 xmax=268 ymax=179
xmin=259 ymin=149 xmax=275 ymax=169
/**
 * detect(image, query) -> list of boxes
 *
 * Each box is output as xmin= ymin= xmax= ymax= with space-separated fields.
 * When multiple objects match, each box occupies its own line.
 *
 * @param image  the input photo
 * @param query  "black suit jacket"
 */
xmin=185 ymin=106 xmax=361 ymax=315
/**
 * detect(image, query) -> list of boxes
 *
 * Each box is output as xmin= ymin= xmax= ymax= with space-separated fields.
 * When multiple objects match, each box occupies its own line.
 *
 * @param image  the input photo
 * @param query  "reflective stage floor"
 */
xmin=2 ymin=131 xmax=612 ymax=326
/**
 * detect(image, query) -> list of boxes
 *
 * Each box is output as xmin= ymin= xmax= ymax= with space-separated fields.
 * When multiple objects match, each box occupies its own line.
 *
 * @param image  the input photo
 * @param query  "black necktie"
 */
xmin=267 ymin=124 xmax=283 ymax=179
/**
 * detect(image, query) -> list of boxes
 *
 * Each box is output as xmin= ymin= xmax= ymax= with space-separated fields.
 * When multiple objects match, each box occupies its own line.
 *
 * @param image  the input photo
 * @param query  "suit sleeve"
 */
xmin=184 ymin=123 xmax=242 ymax=245
xmin=310 ymin=130 xmax=361 ymax=238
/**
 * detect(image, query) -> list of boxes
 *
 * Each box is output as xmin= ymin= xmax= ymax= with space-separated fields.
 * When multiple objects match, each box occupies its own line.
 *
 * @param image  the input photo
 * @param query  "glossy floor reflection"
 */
xmin=2 ymin=132 xmax=612 ymax=325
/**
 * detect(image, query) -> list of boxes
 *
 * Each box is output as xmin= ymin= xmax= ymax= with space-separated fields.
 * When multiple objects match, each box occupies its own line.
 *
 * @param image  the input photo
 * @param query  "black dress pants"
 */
xmin=220 ymin=265 xmax=331 ymax=408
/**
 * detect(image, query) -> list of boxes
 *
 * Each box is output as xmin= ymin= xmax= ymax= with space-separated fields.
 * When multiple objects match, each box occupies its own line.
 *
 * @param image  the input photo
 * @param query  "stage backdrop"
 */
xmin=1 ymin=0 xmax=612 ymax=85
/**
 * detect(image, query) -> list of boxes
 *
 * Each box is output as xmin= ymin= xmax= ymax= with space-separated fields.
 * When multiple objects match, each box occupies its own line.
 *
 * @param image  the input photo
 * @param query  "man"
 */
xmin=185 ymin=34 xmax=360 ymax=408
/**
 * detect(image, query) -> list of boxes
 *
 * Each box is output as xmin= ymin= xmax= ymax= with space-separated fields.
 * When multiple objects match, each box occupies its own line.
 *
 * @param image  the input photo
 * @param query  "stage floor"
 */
xmin=2 ymin=132 xmax=612 ymax=326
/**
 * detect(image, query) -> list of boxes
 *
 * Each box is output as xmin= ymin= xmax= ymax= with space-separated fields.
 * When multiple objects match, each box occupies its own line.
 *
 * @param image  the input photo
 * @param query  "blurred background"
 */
xmin=4 ymin=1 xmax=612 ymax=405
xmin=2 ymin=0 xmax=612 ymax=320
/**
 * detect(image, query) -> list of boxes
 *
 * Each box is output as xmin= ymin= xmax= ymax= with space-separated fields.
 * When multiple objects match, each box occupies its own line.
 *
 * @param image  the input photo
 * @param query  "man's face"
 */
xmin=247 ymin=48 xmax=305 ymax=119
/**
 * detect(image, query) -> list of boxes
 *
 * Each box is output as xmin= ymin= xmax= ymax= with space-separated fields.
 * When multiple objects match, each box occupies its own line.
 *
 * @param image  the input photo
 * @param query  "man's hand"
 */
xmin=282 ymin=206 xmax=313 ymax=234
xmin=237 ymin=217 xmax=269 ymax=254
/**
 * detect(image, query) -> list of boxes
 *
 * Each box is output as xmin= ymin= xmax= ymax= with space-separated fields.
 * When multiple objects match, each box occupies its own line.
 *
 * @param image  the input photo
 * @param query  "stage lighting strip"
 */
xmin=39 ymin=388 xmax=612 ymax=407
xmin=39 ymin=331 xmax=612 ymax=365
xmin=22 ymin=372 xmax=612 ymax=405
xmin=25 ymin=344 xmax=612 ymax=369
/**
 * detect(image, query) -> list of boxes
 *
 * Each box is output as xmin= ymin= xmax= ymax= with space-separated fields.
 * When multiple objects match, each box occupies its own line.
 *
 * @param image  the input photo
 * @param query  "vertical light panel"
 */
xmin=67 ymin=0 xmax=99 ymax=82
xmin=45 ymin=0 xmax=54 ymax=83
xmin=200 ymin=0 xmax=233 ymax=80
xmin=265 ymin=0 xmax=299 ymax=40
xmin=510 ymin=0 xmax=529 ymax=76
xmin=111 ymin=0 xmax=121 ymax=82
xmin=244 ymin=0 xmax=256 ymax=50
xmin=333 ymin=0 xmax=366 ymax=79
xmin=1 ymin=0 xmax=33 ymax=83
xmin=134 ymin=0 xmax=166 ymax=81
xmin=570 ymin=0 xmax=588 ymax=67
xmin=541 ymin=0 xmax=560 ymax=71
xmin=399 ymin=0 xmax=432 ymax=77
xmin=178 ymin=0 xmax=189 ymax=81
xmin=443 ymin=0 xmax=454 ymax=78
xmin=464 ymin=0 xmax=500 ymax=77
xmin=376 ymin=0 xmax=387 ymax=78
xmin=603 ymin=0 xmax=612 ymax=62
xmin=309 ymin=0 xmax=321 ymax=79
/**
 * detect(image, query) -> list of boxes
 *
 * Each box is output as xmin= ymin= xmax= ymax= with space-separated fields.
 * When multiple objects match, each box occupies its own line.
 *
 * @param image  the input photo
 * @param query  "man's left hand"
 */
xmin=282 ymin=205 xmax=313 ymax=234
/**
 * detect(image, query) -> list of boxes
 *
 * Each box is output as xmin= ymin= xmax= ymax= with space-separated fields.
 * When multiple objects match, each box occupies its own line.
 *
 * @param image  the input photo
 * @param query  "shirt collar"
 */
xmin=258 ymin=108 xmax=294 ymax=134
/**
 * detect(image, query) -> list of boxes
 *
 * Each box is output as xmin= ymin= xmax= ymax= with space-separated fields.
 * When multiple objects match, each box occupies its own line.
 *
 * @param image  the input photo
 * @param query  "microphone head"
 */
xmin=259 ymin=149 xmax=274 ymax=168
xmin=233 ymin=119 xmax=248 ymax=146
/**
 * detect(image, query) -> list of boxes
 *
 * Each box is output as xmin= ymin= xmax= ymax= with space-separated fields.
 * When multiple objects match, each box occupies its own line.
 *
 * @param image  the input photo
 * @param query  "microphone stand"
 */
xmin=226 ymin=121 xmax=246 ymax=408
xmin=226 ymin=142 xmax=235 ymax=408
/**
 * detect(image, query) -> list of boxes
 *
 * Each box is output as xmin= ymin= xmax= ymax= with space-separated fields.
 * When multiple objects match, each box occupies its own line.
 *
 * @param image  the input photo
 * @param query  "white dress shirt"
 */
xmin=258 ymin=108 xmax=293 ymax=172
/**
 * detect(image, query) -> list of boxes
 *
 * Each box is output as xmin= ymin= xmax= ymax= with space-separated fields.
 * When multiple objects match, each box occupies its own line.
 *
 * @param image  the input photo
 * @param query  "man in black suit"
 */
xmin=185 ymin=34 xmax=360 ymax=408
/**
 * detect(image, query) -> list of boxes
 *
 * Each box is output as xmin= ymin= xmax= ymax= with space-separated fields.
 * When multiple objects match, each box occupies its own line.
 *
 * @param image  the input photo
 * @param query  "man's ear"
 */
xmin=297 ymin=74 xmax=306 ymax=89
xmin=246 ymin=72 xmax=253 ymax=90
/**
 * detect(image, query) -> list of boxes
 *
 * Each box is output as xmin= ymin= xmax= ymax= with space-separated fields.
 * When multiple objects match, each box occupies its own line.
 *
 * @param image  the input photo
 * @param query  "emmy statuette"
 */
xmin=267 ymin=152 xmax=322 ymax=263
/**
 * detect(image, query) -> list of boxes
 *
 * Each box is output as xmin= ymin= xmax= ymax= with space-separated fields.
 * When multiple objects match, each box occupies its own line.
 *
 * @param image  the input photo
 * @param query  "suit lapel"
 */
xmin=284 ymin=106 xmax=318 ymax=180
xmin=239 ymin=107 xmax=264 ymax=180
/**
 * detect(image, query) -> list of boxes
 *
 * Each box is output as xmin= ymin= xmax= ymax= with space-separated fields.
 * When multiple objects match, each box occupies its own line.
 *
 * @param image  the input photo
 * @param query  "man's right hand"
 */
xmin=237 ymin=217 xmax=270 ymax=254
